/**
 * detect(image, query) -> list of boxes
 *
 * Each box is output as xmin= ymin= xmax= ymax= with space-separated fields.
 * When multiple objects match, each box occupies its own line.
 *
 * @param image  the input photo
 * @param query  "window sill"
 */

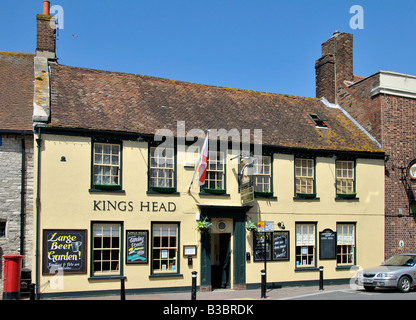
xmin=147 ymin=187 xmax=179 ymax=195
xmin=200 ymin=189 xmax=229 ymax=196
xmin=335 ymin=194 xmax=358 ymax=200
xmin=254 ymin=192 xmax=276 ymax=199
xmin=89 ymin=187 xmax=125 ymax=194
xmin=293 ymin=193 xmax=319 ymax=200
xmin=294 ymin=267 xmax=319 ymax=272
xmin=201 ymin=188 xmax=227 ymax=195
xmin=88 ymin=275 xmax=126 ymax=281
xmin=149 ymin=273 xmax=183 ymax=279
xmin=336 ymin=265 xmax=356 ymax=270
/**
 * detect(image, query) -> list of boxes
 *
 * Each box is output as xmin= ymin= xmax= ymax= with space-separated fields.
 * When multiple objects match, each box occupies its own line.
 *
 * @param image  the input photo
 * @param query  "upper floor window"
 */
xmin=336 ymin=160 xmax=355 ymax=198
xmin=253 ymin=155 xmax=272 ymax=195
xmin=202 ymin=151 xmax=225 ymax=194
xmin=149 ymin=146 xmax=175 ymax=193
xmin=93 ymin=143 xmax=121 ymax=191
xmin=295 ymin=158 xmax=315 ymax=198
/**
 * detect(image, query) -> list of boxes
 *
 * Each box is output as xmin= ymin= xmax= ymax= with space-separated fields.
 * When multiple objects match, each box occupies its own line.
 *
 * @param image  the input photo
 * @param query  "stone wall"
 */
xmin=0 ymin=133 xmax=34 ymax=293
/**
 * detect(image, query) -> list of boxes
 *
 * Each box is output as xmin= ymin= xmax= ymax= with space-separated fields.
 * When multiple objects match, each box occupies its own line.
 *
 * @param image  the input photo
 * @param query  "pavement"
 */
xmin=53 ymin=284 xmax=353 ymax=300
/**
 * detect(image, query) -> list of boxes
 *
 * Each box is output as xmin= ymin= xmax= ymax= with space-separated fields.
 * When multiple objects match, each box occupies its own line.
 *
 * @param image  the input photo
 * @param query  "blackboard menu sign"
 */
xmin=273 ymin=231 xmax=289 ymax=261
xmin=253 ymin=232 xmax=271 ymax=261
xmin=43 ymin=229 xmax=87 ymax=275
xmin=254 ymin=231 xmax=290 ymax=261
xmin=319 ymin=229 xmax=337 ymax=260
xmin=126 ymin=230 xmax=148 ymax=264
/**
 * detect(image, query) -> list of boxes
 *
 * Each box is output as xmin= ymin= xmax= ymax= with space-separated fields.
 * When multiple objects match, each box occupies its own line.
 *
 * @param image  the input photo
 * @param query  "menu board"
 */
xmin=319 ymin=229 xmax=337 ymax=260
xmin=43 ymin=229 xmax=87 ymax=275
xmin=254 ymin=231 xmax=289 ymax=261
xmin=126 ymin=230 xmax=148 ymax=264
xmin=254 ymin=232 xmax=271 ymax=261
xmin=273 ymin=231 xmax=289 ymax=261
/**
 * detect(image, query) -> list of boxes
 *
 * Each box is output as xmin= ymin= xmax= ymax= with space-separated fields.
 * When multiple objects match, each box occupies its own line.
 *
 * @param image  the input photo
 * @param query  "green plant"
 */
xmin=196 ymin=217 xmax=212 ymax=231
xmin=245 ymin=220 xmax=258 ymax=231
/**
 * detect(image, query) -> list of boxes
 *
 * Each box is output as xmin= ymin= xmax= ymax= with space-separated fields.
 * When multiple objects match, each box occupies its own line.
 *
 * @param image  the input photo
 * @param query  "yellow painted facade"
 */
xmin=33 ymin=133 xmax=384 ymax=298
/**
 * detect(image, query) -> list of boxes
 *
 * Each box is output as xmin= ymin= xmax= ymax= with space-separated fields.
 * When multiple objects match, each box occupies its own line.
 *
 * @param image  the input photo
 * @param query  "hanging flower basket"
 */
xmin=245 ymin=221 xmax=258 ymax=232
xmin=196 ymin=218 xmax=212 ymax=232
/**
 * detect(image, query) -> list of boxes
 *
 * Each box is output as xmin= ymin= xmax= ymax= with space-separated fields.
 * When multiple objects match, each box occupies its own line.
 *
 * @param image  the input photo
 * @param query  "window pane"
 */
xmin=152 ymin=224 xmax=179 ymax=274
xmin=92 ymin=224 xmax=121 ymax=276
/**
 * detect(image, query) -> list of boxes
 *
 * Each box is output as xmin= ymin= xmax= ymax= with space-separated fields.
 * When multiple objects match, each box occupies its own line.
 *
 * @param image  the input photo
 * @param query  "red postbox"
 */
xmin=3 ymin=254 xmax=24 ymax=300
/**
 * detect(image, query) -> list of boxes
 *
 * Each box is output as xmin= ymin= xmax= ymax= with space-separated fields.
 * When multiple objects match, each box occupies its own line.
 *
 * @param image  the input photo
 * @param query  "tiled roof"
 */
xmin=49 ymin=64 xmax=383 ymax=153
xmin=0 ymin=52 xmax=35 ymax=131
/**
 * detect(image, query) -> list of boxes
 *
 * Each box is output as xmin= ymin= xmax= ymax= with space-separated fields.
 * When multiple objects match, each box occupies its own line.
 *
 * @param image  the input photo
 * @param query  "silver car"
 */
xmin=356 ymin=254 xmax=416 ymax=293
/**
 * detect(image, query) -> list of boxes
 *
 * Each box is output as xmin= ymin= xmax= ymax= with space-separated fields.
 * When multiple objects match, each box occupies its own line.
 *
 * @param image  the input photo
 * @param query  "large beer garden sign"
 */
xmin=43 ymin=229 xmax=87 ymax=274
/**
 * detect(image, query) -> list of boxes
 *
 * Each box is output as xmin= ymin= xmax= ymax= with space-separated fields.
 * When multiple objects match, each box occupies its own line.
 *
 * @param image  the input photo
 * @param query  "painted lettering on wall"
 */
xmin=93 ymin=200 xmax=177 ymax=213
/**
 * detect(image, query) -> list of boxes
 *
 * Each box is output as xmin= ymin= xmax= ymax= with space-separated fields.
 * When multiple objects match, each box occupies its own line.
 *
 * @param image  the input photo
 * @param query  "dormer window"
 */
xmin=308 ymin=114 xmax=327 ymax=128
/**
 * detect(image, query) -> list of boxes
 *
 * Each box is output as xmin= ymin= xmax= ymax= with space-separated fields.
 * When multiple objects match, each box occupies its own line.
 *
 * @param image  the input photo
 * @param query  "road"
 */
xmin=281 ymin=287 xmax=416 ymax=300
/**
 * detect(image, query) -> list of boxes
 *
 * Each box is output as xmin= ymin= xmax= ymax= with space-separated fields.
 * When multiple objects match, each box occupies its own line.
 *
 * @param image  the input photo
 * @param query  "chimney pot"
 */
xmin=43 ymin=1 xmax=50 ymax=15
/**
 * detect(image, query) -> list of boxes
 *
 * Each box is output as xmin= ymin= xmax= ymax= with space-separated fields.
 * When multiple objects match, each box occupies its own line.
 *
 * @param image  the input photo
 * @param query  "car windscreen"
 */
xmin=383 ymin=255 xmax=416 ymax=267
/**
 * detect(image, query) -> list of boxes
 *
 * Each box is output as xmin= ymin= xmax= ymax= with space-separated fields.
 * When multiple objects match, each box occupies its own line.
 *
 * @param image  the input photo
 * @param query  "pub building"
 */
xmin=30 ymin=2 xmax=385 ymax=298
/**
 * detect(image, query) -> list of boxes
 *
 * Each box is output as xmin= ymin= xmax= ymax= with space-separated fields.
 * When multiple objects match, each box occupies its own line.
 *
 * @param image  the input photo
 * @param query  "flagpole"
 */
xmin=187 ymin=130 xmax=209 ymax=193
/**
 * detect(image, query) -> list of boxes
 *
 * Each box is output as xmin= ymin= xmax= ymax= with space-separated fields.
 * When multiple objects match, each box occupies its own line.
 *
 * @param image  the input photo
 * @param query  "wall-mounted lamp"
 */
xmin=60 ymin=156 xmax=66 ymax=162
xmin=277 ymin=222 xmax=285 ymax=229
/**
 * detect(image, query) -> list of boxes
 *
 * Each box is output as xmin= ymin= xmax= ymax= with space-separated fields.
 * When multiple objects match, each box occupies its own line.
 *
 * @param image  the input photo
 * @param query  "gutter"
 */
xmin=320 ymin=97 xmax=383 ymax=149
xmin=20 ymin=134 xmax=26 ymax=265
xmin=34 ymin=126 xmax=43 ymax=300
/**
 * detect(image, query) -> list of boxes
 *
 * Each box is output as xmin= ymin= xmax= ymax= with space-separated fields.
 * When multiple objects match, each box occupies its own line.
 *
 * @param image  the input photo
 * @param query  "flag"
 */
xmin=198 ymin=133 xmax=209 ymax=186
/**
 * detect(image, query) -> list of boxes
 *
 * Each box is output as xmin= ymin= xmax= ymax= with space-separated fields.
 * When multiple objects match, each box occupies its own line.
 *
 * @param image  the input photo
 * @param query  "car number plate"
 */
xmin=363 ymin=279 xmax=373 ymax=284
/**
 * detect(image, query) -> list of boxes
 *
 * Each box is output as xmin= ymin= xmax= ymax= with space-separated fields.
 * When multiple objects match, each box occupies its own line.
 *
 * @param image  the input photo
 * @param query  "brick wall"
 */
xmin=36 ymin=14 xmax=56 ymax=55
xmin=382 ymin=95 xmax=416 ymax=258
xmin=338 ymin=80 xmax=416 ymax=258
xmin=0 ymin=134 xmax=34 ymax=292
xmin=315 ymin=32 xmax=353 ymax=104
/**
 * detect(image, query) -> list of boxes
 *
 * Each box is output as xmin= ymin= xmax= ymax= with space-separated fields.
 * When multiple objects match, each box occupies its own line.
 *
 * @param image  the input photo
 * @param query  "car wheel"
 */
xmin=397 ymin=276 xmax=411 ymax=293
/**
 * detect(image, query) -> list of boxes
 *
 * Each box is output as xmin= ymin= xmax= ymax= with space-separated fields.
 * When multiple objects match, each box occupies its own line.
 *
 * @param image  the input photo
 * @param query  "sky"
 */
xmin=1 ymin=0 xmax=416 ymax=98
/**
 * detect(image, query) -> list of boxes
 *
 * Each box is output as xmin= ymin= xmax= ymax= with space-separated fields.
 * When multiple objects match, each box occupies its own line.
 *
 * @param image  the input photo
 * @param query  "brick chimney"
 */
xmin=36 ymin=1 xmax=56 ymax=60
xmin=315 ymin=31 xmax=353 ymax=104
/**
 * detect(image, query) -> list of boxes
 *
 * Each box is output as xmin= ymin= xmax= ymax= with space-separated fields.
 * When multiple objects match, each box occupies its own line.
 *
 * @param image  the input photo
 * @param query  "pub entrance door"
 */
xmin=211 ymin=233 xmax=231 ymax=289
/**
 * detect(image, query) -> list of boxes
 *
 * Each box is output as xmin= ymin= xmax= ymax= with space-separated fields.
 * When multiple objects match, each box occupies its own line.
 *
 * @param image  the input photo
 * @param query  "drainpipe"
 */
xmin=34 ymin=127 xmax=42 ymax=300
xmin=20 ymin=134 xmax=26 ymax=266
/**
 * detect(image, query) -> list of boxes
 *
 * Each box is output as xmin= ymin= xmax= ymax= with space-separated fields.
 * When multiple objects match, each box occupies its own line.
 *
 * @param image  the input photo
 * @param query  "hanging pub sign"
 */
xmin=126 ymin=230 xmax=148 ymax=264
xmin=409 ymin=160 xmax=416 ymax=180
xmin=43 ymin=229 xmax=87 ymax=275
xmin=240 ymin=157 xmax=254 ymax=205
xmin=319 ymin=228 xmax=337 ymax=260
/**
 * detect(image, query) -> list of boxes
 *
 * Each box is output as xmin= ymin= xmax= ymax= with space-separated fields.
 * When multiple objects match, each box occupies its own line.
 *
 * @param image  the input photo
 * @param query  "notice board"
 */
xmin=43 ymin=229 xmax=87 ymax=275
xmin=273 ymin=231 xmax=289 ymax=261
xmin=126 ymin=230 xmax=148 ymax=264
xmin=319 ymin=229 xmax=337 ymax=260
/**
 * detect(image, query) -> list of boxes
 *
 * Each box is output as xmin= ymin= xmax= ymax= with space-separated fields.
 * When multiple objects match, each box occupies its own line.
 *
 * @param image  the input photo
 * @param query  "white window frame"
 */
xmin=151 ymin=223 xmax=179 ymax=274
xmin=92 ymin=223 xmax=121 ymax=276
xmin=253 ymin=155 xmax=272 ymax=193
xmin=337 ymin=224 xmax=355 ymax=266
xmin=295 ymin=223 xmax=316 ymax=268
xmin=149 ymin=146 xmax=175 ymax=188
xmin=93 ymin=143 xmax=121 ymax=188
xmin=295 ymin=158 xmax=314 ymax=195
xmin=336 ymin=160 xmax=355 ymax=195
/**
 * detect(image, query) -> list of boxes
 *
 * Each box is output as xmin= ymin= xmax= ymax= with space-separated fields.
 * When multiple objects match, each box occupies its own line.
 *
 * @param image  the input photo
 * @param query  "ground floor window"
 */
xmin=92 ymin=223 xmax=121 ymax=276
xmin=337 ymin=223 xmax=355 ymax=266
xmin=295 ymin=223 xmax=316 ymax=268
xmin=151 ymin=223 xmax=179 ymax=274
